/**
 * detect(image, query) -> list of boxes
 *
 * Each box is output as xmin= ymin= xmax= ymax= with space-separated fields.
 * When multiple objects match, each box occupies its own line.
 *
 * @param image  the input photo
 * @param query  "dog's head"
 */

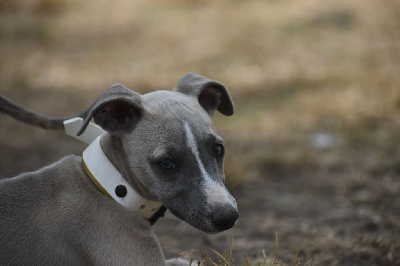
xmin=78 ymin=73 xmax=238 ymax=233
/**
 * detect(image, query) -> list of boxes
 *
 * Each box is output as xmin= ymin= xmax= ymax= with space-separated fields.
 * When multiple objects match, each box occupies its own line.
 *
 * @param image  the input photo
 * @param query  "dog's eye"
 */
xmin=214 ymin=144 xmax=224 ymax=157
xmin=159 ymin=159 xmax=176 ymax=172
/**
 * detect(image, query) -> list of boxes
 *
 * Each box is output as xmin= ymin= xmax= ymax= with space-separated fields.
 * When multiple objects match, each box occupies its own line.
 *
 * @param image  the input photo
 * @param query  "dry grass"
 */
xmin=171 ymin=233 xmax=314 ymax=265
xmin=1 ymin=0 xmax=400 ymax=264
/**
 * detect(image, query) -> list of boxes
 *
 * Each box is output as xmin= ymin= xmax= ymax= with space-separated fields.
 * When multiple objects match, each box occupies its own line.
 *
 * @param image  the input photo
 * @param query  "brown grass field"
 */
xmin=1 ymin=0 xmax=400 ymax=265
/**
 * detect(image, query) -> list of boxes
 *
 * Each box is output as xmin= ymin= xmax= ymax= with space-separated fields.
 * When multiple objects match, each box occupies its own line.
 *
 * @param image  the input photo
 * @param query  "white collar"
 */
xmin=64 ymin=118 xmax=163 ymax=220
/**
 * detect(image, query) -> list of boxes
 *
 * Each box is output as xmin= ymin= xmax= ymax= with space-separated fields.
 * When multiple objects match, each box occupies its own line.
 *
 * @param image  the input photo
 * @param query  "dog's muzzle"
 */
xmin=211 ymin=204 xmax=239 ymax=231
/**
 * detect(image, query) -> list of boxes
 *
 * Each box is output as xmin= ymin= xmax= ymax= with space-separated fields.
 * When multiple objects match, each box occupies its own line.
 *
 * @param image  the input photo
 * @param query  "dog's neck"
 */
xmin=82 ymin=136 xmax=165 ymax=223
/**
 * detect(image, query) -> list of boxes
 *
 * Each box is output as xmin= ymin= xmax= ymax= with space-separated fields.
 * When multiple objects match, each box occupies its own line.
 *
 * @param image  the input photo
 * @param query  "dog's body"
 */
xmin=1 ymin=156 xmax=165 ymax=265
xmin=0 ymin=73 xmax=238 ymax=265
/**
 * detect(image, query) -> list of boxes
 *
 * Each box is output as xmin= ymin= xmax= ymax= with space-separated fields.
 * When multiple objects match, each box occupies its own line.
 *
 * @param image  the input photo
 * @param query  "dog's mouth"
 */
xmin=168 ymin=206 xmax=239 ymax=234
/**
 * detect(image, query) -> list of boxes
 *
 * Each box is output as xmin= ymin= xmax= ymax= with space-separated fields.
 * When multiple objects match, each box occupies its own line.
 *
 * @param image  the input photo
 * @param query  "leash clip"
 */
xmin=64 ymin=117 xmax=104 ymax=144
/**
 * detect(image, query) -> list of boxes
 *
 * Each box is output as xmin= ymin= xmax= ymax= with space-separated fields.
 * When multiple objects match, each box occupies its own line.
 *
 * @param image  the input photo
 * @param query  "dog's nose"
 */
xmin=212 ymin=205 xmax=239 ymax=231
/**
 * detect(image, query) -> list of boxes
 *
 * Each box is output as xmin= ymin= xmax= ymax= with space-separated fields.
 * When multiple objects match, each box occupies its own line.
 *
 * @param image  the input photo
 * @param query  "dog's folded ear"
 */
xmin=77 ymin=84 xmax=143 ymax=136
xmin=173 ymin=73 xmax=234 ymax=116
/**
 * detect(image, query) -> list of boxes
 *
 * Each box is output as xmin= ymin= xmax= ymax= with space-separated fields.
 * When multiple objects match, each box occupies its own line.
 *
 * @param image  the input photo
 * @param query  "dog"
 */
xmin=0 ymin=73 xmax=239 ymax=265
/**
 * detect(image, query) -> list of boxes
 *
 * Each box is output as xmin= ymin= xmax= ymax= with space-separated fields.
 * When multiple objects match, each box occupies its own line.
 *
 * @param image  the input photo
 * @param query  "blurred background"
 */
xmin=1 ymin=0 xmax=400 ymax=264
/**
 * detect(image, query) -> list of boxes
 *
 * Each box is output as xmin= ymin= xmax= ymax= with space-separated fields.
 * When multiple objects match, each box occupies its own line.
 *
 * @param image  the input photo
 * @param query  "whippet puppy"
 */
xmin=0 ymin=73 xmax=239 ymax=265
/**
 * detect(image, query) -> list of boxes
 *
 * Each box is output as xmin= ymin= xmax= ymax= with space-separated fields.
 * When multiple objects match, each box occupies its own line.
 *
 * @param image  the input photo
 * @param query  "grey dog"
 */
xmin=0 ymin=73 xmax=239 ymax=265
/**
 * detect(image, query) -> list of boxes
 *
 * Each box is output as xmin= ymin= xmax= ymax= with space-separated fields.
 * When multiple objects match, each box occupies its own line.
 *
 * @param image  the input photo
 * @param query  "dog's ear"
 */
xmin=77 ymin=84 xmax=143 ymax=136
xmin=173 ymin=73 xmax=234 ymax=116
